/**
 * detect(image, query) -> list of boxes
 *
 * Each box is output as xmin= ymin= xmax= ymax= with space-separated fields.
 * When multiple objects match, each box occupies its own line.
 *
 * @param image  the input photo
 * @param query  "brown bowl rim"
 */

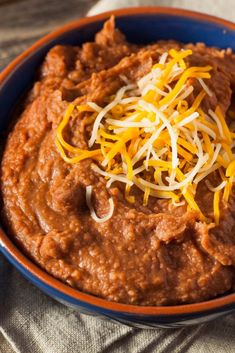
xmin=1 ymin=6 xmax=235 ymax=316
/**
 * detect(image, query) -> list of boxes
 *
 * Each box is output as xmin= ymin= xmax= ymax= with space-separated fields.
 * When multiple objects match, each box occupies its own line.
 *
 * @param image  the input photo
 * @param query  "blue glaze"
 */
xmin=1 ymin=10 xmax=235 ymax=328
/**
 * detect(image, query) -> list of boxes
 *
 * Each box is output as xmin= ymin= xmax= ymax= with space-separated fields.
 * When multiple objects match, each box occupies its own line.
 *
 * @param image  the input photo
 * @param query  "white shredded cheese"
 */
xmin=92 ymin=164 xmax=133 ymax=186
xmin=56 ymin=48 xmax=234 ymax=225
xmin=205 ymin=180 xmax=227 ymax=192
xmin=88 ymin=84 xmax=135 ymax=147
xmin=208 ymin=109 xmax=225 ymax=139
xmin=87 ymin=102 xmax=102 ymax=112
xmin=198 ymin=78 xmax=213 ymax=97
xmin=86 ymin=185 xmax=114 ymax=223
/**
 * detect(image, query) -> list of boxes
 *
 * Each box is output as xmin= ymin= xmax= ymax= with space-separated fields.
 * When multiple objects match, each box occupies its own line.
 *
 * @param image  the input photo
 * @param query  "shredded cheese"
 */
xmin=213 ymin=190 xmax=221 ymax=226
xmin=205 ymin=180 xmax=227 ymax=192
xmin=55 ymin=48 xmax=235 ymax=224
xmin=86 ymin=186 xmax=114 ymax=223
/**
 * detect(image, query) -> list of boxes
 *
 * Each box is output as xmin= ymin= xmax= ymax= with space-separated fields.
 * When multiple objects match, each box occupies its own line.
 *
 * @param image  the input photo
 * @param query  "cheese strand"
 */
xmin=55 ymin=49 xmax=234 ymax=224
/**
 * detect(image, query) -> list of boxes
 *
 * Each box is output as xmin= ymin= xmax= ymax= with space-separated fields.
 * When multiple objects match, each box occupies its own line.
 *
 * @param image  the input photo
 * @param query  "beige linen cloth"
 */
xmin=1 ymin=1 xmax=235 ymax=352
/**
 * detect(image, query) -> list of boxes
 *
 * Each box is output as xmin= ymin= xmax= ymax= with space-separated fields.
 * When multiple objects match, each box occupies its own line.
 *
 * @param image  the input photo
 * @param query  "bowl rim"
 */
xmin=1 ymin=6 xmax=235 ymax=316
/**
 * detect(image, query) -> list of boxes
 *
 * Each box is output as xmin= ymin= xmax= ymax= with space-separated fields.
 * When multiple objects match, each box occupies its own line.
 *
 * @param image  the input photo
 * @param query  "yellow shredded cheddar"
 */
xmin=55 ymin=49 xmax=235 ymax=224
xmin=213 ymin=190 xmax=221 ymax=225
xmin=143 ymin=186 xmax=150 ymax=206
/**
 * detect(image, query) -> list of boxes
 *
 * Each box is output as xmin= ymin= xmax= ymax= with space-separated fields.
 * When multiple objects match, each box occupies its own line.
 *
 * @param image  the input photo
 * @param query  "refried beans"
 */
xmin=2 ymin=17 xmax=235 ymax=305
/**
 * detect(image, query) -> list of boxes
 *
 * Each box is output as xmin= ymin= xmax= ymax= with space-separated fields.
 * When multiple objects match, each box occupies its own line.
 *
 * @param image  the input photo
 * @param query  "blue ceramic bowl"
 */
xmin=1 ymin=7 xmax=235 ymax=328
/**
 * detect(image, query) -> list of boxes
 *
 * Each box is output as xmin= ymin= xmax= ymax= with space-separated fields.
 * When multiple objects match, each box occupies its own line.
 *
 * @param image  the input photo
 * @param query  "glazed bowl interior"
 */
xmin=1 ymin=7 xmax=235 ymax=327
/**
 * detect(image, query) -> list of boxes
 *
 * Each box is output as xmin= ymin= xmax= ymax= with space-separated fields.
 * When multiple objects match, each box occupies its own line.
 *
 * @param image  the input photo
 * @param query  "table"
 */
xmin=0 ymin=0 xmax=97 ymax=71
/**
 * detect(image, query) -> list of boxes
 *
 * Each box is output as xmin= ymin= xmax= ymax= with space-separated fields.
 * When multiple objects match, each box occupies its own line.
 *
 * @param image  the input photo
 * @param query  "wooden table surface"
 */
xmin=0 ymin=1 xmax=97 ymax=350
xmin=0 ymin=0 xmax=97 ymax=71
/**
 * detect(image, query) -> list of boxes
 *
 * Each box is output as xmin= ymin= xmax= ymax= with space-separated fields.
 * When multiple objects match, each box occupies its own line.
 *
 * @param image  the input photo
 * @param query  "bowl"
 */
xmin=1 ymin=7 xmax=235 ymax=328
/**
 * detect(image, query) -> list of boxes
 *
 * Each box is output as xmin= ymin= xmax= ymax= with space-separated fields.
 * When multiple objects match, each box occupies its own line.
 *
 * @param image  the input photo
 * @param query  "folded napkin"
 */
xmin=88 ymin=0 xmax=235 ymax=22
xmin=1 ymin=1 xmax=235 ymax=352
